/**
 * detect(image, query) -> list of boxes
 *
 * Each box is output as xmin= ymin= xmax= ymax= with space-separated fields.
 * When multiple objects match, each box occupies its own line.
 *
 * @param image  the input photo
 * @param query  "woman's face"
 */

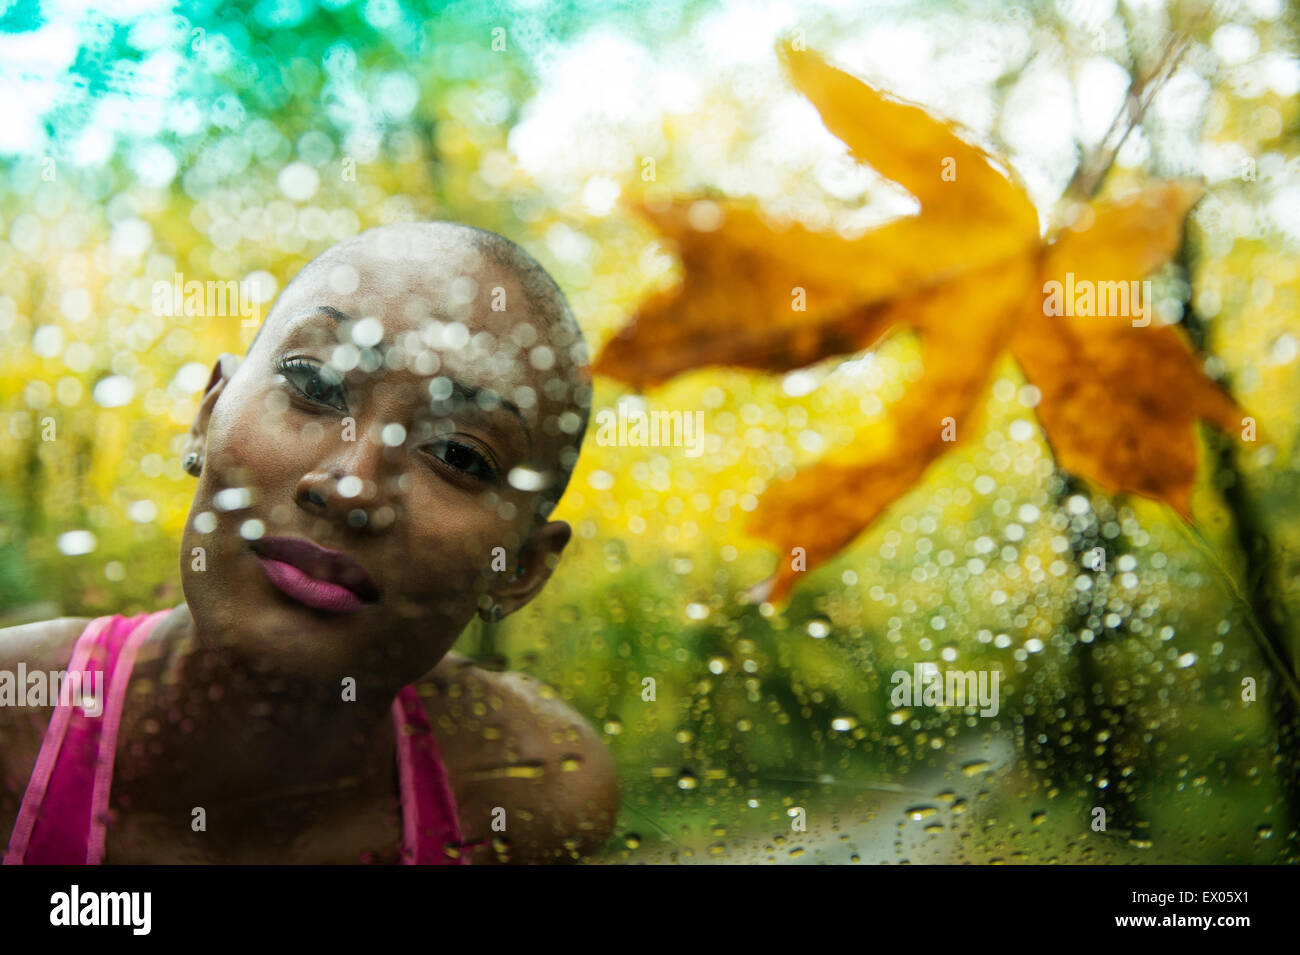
xmin=179 ymin=228 xmax=583 ymax=686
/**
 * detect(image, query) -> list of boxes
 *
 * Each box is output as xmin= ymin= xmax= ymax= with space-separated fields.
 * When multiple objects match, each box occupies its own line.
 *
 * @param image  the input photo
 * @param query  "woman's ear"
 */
xmin=480 ymin=520 xmax=573 ymax=622
xmin=180 ymin=354 xmax=239 ymax=472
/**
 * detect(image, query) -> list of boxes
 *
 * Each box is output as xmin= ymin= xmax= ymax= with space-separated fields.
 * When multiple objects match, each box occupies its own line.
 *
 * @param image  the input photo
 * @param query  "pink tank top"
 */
xmin=4 ymin=611 xmax=471 ymax=865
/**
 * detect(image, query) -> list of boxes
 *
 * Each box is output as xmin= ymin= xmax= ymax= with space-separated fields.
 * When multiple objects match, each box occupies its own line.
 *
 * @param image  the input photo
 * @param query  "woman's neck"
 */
xmin=114 ymin=604 xmax=404 ymax=815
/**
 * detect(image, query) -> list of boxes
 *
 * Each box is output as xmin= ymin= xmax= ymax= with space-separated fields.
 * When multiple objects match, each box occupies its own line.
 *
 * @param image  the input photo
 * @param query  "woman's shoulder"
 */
xmin=0 ymin=615 xmax=95 ymax=845
xmin=0 ymin=607 xmax=183 ymax=682
xmin=0 ymin=615 xmax=94 ymax=672
xmin=0 ymin=609 xmax=181 ymax=809
xmin=414 ymin=651 xmax=620 ymax=864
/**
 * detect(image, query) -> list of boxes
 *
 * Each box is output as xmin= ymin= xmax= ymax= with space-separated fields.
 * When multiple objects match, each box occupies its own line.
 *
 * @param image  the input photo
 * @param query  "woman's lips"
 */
xmin=250 ymin=536 xmax=380 ymax=614
xmin=257 ymin=556 xmax=367 ymax=613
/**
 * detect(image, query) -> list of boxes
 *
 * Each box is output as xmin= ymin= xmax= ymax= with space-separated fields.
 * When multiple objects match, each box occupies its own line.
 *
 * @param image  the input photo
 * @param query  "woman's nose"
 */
xmin=296 ymin=438 xmax=395 ymax=530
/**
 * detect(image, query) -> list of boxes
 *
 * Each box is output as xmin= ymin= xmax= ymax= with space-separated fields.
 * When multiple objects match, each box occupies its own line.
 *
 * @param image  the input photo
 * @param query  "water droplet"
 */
xmin=676 ymin=769 xmax=698 ymax=790
xmin=961 ymin=760 xmax=992 ymax=777
xmin=92 ymin=375 xmax=134 ymax=407
xmin=58 ymin=530 xmax=97 ymax=555
xmin=213 ymin=487 xmax=252 ymax=511
xmin=507 ymin=466 xmax=546 ymax=491
xmin=351 ymin=316 xmax=383 ymax=347
xmin=904 ymin=805 xmax=938 ymax=821
xmin=1270 ymin=333 xmax=1297 ymax=365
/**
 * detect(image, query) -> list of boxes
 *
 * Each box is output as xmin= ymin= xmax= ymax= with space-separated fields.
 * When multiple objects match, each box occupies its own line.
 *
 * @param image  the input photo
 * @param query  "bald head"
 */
xmin=251 ymin=221 xmax=591 ymax=520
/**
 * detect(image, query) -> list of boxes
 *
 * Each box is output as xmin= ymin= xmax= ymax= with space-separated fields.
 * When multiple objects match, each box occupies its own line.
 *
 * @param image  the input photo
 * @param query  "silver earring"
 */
xmin=182 ymin=452 xmax=202 ymax=476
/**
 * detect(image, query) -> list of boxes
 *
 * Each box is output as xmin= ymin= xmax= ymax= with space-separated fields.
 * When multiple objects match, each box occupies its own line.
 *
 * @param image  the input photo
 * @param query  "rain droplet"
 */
xmin=58 ymin=530 xmax=97 ymax=556
xmin=92 ymin=375 xmax=133 ymax=408
xmin=381 ymin=423 xmax=406 ymax=447
xmin=213 ymin=487 xmax=252 ymax=511
xmin=507 ymin=467 xmax=546 ymax=492
xmin=351 ymin=316 xmax=383 ymax=347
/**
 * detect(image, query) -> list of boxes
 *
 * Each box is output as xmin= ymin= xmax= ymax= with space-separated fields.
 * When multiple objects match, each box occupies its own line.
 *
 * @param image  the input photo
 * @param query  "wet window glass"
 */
xmin=0 ymin=0 xmax=1296 ymax=868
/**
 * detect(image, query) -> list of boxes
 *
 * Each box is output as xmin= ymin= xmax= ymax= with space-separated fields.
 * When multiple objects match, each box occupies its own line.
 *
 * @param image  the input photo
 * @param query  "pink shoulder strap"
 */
xmin=4 ymin=610 xmax=170 ymax=865
xmin=6 ymin=613 xmax=471 ymax=865
xmin=391 ymin=685 xmax=472 ymax=865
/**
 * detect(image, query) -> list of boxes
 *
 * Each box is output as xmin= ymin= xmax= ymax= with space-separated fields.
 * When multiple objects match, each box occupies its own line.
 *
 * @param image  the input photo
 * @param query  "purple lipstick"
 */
xmin=251 ymin=536 xmax=380 ymax=614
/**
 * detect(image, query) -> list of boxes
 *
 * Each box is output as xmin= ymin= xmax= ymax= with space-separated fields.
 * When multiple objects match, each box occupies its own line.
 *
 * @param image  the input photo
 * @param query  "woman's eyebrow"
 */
xmin=306 ymin=305 xmax=533 ymax=447
xmin=315 ymin=304 xmax=352 ymax=325
xmin=441 ymin=379 xmax=533 ymax=449
xmin=281 ymin=304 xmax=355 ymax=342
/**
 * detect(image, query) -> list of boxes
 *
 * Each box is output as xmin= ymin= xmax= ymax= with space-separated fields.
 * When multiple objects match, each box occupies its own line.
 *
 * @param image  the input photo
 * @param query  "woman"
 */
xmin=1 ymin=221 xmax=618 ymax=864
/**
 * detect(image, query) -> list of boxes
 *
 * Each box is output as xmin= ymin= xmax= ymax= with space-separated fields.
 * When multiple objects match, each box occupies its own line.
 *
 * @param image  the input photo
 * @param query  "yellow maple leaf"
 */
xmin=594 ymin=38 xmax=1245 ymax=603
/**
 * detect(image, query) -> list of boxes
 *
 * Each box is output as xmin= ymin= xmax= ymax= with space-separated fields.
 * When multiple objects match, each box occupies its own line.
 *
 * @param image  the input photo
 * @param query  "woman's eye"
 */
xmin=429 ymin=439 xmax=499 ymax=483
xmin=279 ymin=359 xmax=346 ymax=410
